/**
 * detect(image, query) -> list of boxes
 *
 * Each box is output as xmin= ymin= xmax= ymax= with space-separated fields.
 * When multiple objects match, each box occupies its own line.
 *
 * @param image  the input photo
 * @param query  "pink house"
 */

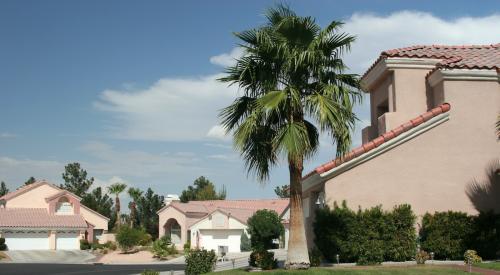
xmin=0 ymin=180 xmax=109 ymax=250
xmin=157 ymin=199 xmax=289 ymax=253
xmin=301 ymin=44 xmax=500 ymax=248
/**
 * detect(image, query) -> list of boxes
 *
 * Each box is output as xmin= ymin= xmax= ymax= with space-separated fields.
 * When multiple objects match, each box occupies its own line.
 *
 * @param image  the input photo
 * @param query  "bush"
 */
xmin=184 ymin=241 xmax=191 ymax=254
xmin=247 ymin=209 xmax=284 ymax=250
xmin=416 ymin=250 xmax=429 ymax=264
xmin=464 ymin=250 xmax=482 ymax=264
xmin=313 ymin=202 xmax=416 ymax=264
xmin=249 ymin=249 xmax=277 ymax=270
xmin=139 ymin=232 xmax=153 ymax=246
xmin=185 ymin=249 xmax=217 ymax=275
xmin=104 ymin=241 xmax=117 ymax=251
xmin=80 ymin=239 xmax=91 ymax=250
xmin=420 ymin=211 xmax=473 ymax=260
xmin=309 ymin=248 xmax=322 ymax=267
xmin=151 ymin=235 xmax=172 ymax=259
xmin=240 ymin=232 xmax=251 ymax=252
xmin=116 ymin=226 xmax=144 ymax=252
xmin=469 ymin=211 xmax=500 ymax=260
xmin=0 ymin=238 xmax=6 ymax=251
xmin=141 ymin=270 xmax=159 ymax=275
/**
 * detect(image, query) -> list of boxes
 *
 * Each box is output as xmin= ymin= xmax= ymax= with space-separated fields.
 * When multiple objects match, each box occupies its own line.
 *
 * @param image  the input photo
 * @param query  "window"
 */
xmin=56 ymin=197 xmax=73 ymax=215
xmin=170 ymin=223 xmax=181 ymax=244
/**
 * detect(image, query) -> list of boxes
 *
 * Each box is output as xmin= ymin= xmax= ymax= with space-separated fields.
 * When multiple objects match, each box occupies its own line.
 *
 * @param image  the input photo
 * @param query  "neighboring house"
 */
xmin=157 ymin=199 xmax=289 ymax=253
xmin=0 ymin=180 xmax=109 ymax=250
xmin=302 ymin=44 xmax=500 ymax=248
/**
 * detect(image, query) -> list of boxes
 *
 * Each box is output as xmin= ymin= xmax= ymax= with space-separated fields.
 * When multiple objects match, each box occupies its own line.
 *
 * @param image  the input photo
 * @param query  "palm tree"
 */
xmin=219 ymin=5 xmax=360 ymax=269
xmin=108 ymin=182 xmax=127 ymax=229
xmin=128 ymin=187 xmax=143 ymax=228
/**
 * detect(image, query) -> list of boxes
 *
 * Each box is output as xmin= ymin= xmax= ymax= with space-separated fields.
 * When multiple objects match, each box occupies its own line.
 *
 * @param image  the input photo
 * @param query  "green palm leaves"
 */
xmin=219 ymin=4 xmax=360 ymax=181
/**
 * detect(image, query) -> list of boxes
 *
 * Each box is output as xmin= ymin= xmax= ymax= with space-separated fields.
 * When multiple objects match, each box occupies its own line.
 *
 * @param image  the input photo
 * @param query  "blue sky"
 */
xmin=1 ymin=0 xmax=499 ymax=201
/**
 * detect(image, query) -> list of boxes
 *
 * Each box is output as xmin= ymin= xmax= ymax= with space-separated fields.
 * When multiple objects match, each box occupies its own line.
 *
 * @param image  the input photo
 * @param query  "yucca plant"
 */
xmin=218 ymin=4 xmax=360 ymax=269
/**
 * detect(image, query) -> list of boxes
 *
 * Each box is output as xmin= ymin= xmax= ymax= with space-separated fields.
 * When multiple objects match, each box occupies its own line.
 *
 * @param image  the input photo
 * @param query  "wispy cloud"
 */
xmin=0 ymin=132 xmax=17 ymax=139
xmin=210 ymin=47 xmax=244 ymax=67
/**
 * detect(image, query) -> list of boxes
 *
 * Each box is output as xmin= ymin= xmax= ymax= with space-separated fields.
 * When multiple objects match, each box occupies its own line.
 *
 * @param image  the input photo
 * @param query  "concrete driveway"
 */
xmin=5 ymin=250 xmax=95 ymax=263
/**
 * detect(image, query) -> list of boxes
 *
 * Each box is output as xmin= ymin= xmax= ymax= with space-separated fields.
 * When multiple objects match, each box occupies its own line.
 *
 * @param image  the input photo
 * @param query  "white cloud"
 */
xmin=342 ymin=11 xmax=500 ymax=73
xmin=0 ymin=156 xmax=63 ymax=189
xmin=93 ymin=176 xmax=127 ymax=191
xmin=210 ymin=47 xmax=245 ymax=67
xmin=206 ymin=125 xmax=229 ymax=140
xmin=95 ymin=74 xmax=238 ymax=141
xmin=0 ymin=132 xmax=16 ymax=138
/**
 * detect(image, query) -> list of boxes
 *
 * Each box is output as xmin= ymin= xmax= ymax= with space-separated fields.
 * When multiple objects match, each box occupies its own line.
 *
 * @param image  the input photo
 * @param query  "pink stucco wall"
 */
xmin=158 ymin=206 xmax=188 ymax=250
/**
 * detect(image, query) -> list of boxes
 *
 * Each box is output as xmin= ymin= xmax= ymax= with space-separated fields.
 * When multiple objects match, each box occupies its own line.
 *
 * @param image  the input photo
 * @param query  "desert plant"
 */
xmin=0 ymin=238 xmax=7 ymax=251
xmin=185 ymin=249 xmax=217 ymax=275
xmin=464 ymin=250 xmax=482 ymax=264
xmin=151 ymin=235 xmax=172 ymax=259
xmin=138 ymin=232 xmax=152 ymax=246
xmin=416 ymin=250 xmax=430 ymax=264
xmin=249 ymin=249 xmax=277 ymax=270
xmin=80 ymin=239 xmax=91 ymax=250
xmin=116 ymin=225 xmax=143 ymax=252
xmin=104 ymin=241 xmax=117 ymax=251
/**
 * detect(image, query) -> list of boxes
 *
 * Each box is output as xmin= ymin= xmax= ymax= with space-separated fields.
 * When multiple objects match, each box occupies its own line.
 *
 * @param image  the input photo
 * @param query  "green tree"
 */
xmin=128 ymin=187 xmax=143 ymax=228
xmin=137 ymin=188 xmax=165 ymax=238
xmin=0 ymin=181 xmax=9 ymax=197
xmin=180 ymin=176 xmax=226 ymax=202
xmin=218 ymin=4 xmax=359 ymax=268
xmin=61 ymin=163 xmax=94 ymax=197
xmin=107 ymin=182 xmax=127 ymax=229
xmin=24 ymin=176 xmax=36 ymax=185
xmin=247 ymin=210 xmax=284 ymax=250
xmin=81 ymin=187 xmax=113 ymax=222
xmin=274 ymin=185 xmax=290 ymax=198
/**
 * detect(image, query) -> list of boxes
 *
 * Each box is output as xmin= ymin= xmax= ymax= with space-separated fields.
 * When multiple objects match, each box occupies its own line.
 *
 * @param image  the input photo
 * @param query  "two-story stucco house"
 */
xmin=157 ymin=198 xmax=289 ymax=253
xmin=0 ymin=180 xmax=109 ymax=250
xmin=301 ymin=44 xmax=500 ymax=248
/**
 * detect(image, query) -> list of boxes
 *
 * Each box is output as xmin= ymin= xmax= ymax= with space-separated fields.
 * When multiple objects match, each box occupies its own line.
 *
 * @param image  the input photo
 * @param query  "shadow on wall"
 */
xmin=466 ymin=159 xmax=500 ymax=213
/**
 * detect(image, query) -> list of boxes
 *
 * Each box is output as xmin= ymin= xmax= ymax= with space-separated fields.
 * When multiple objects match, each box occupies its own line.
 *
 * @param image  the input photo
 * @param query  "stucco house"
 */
xmin=157 ymin=198 xmax=289 ymax=253
xmin=0 ymin=180 xmax=109 ymax=250
xmin=301 ymin=44 xmax=500 ymax=248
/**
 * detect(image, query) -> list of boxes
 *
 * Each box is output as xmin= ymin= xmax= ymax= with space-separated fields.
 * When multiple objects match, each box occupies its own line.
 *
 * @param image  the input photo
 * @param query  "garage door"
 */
xmin=199 ymin=229 xmax=243 ymax=253
xmin=56 ymin=231 xmax=79 ymax=250
xmin=4 ymin=231 xmax=49 ymax=250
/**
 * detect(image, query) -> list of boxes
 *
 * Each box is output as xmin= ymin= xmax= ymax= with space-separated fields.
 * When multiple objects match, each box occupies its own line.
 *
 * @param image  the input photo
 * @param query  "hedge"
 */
xmin=313 ymin=201 xmax=417 ymax=264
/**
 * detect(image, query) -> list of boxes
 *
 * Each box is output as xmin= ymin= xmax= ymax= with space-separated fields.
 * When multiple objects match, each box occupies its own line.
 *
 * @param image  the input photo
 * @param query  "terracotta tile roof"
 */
xmin=165 ymin=199 xmax=289 ymax=226
xmin=362 ymin=44 xmax=500 ymax=80
xmin=0 ymin=208 xmax=88 ymax=229
xmin=304 ymin=103 xmax=451 ymax=179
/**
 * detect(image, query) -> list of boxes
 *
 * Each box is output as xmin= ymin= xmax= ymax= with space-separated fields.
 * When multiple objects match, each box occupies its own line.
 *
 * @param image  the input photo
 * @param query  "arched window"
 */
xmin=56 ymin=197 xmax=73 ymax=215
xmin=164 ymin=219 xmax=181 ymax=244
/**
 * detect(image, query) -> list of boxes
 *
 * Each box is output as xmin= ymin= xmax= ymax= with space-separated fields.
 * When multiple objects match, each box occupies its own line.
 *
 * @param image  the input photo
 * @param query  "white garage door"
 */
xmin=4 ymin=231 xmax=49 ymax=250
xmin=200 ymin=229 xmax=243 ymax=253
xmin=56 ymin=231 xmax=80 ymax=250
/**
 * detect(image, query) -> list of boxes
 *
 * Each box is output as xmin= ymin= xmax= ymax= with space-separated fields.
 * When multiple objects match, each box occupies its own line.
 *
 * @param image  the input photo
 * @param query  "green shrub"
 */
xmin=313 ymin=202 xmax=416 ymax=264
xmin=141 ymin=270 xmax=159 ymax=275
xmin=184 ymin=241 xmax=191 ymax=254
xmin=80 ymin=239 xmax=91 ymax=250
xmin=469 ymin=211 xmax=500 ymax=260
xmin=185 ymin=249 xmax=217 ymax=275
xmin=249 ymin=249 xmax=277 ymax=270
xmin=104 ymin=241 xmax=117 ymax=251
xmin=116 ymin=226 xmax=143 ymax=252
xmin=420 ymin=211 xmax=473 ymax=260
xmin=309 ymin=248 xmax=322 ymax=267
xmin=151 ymin=235 xmax=172 ymax=259
xmin=0 ymin=237 xmax=7 ymax=251
xmin=464 ymin=250 xmax=482 ymax=264
xmin=416 ymin=250 xmax=429 ymax=264
xmin=247 ymin=209 xmax=284 ymax=250
xmin=139 ymin=232 xmax=153 ymax=246
xmin=240 ymin=232 xmax=251 ymax=252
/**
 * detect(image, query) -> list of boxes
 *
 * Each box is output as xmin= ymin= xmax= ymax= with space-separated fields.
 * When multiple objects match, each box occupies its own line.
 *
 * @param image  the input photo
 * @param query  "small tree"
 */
xmin=115 ymin=226 xmax=142 ymax=252
xmin=240 ymin=231 xmax=251 ymax=252
xmin=180 ymin=176 xmax=226 ymax=202
xmin=247 ymin=209 xmax=284 ymax=250
xmin=24 ymin=176 xmax=36 ymax=185
xmin=274 ymin=185 xmax=290 ymax=198
xmin=61 ymin=163 xmax=94 ymax=197
xmin=108 ymin=182 xmax=127 ymax=229
xmin=0 ymin=181 xmax=8 ymax=197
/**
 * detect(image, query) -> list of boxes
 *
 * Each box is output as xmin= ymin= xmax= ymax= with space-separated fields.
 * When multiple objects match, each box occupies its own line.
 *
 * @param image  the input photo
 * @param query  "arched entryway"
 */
xmin=163 ymin=218 xmax=182 ymax=244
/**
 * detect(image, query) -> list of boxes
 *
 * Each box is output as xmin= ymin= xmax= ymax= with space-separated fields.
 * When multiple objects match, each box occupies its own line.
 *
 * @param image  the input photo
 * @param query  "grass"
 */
xmin=211 ymin=266 xmax=477 ymax=274
xmin=474 ymin=261 xmax=500 ymax=271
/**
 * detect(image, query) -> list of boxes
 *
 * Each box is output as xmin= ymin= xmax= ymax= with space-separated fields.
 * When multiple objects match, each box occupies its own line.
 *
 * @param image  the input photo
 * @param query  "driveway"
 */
xmin=5 ymin=250 xmax=96 ymax=263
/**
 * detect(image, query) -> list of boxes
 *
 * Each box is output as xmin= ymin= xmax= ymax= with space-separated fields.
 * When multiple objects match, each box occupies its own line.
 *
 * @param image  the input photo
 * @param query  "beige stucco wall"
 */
xmin=80 ymin=206 xmax=108 ymax=230
xmin=7 ymin=184 xmax=60 ymax=209
xmin=323 ymin=78 xmax=499 ymax=215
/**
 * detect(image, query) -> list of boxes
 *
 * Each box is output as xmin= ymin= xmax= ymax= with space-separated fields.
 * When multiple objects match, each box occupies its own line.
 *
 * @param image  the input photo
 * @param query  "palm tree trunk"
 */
xmin=115 ymin=196 xmax=121 ymax=228
xmin=285 ymin=158 xmax=310 ymax=269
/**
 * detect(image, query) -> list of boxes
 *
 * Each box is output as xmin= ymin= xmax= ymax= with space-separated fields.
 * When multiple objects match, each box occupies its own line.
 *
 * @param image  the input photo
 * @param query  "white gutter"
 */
xmin=302 ymin=112 xmax=450 ymax=192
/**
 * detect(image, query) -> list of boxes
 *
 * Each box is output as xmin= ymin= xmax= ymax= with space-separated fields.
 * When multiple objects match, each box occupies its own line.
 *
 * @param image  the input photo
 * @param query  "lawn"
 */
xmin=212 ymin=266 xmax=476 ymax=274
xmin=474 ymin=261 xmax=500 ymax=271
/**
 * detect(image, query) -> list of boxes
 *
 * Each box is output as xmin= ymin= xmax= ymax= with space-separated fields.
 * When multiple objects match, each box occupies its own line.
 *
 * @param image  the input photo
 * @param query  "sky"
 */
xmin=1 ymin=0 xmax=499 ymax=203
